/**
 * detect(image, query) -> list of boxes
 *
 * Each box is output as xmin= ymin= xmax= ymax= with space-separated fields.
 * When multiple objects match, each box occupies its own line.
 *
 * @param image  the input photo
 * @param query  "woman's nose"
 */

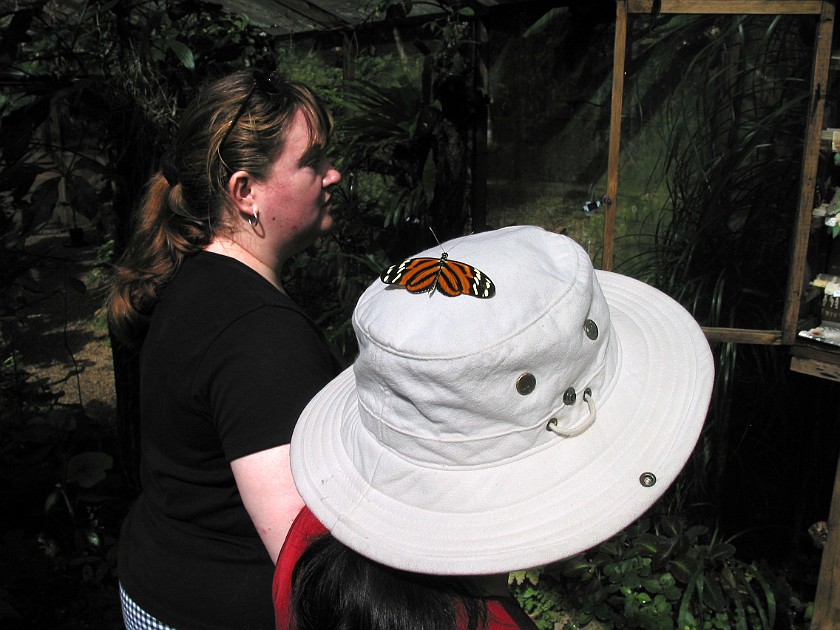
xmin=323 ymin=164 xmax=341 ymax=187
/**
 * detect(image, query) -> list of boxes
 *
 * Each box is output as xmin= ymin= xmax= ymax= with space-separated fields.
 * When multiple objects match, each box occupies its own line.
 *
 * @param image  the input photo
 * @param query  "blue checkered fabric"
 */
xmin=120 ymin=584 xmax=176 ymax=630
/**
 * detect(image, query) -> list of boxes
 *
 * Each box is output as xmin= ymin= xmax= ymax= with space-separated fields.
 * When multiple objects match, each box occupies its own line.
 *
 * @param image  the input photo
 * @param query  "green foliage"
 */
xmin=333 ymin=0 xmax=483 ymax=241
xmin=510 ymin=514 xmax=800 ymax=630
xmin=333 ymin=77 xmax=431 ymax=228
xmin=0 ymin=0 xmax=286 ymax=246
xmin=0 ymin=223 xmax=123 ymax=625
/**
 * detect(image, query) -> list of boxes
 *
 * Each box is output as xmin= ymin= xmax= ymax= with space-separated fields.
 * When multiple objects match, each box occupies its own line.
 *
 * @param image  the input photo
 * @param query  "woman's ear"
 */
xmin=227 ymin=171 xmax=254 ymax=213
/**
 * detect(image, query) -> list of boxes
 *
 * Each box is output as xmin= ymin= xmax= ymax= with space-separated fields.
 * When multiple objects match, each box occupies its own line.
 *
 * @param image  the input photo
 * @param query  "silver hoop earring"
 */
xmin=247 ymin=208 xmax=259 ymax=226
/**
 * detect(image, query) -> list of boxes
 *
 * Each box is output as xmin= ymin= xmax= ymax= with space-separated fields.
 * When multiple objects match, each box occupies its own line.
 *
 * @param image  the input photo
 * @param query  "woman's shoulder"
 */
xmin=189 ymin=251 xmax=280 ymax=290
xmin=169 ymin=251 xmax=294 ymax=310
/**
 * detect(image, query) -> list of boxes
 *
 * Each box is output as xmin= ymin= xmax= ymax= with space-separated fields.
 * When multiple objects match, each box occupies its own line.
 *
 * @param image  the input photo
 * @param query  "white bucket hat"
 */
xmin=291 ymin=225 xmax=714 ymax=575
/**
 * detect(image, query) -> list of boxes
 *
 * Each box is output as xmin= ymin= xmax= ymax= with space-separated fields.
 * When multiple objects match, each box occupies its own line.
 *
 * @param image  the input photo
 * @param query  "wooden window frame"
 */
xmin=605 ymin=0 xmax=835 ymax=345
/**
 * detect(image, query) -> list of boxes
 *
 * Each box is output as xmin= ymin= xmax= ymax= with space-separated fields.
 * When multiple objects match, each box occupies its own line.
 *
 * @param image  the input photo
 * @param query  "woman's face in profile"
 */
xmin=250 ymin=108 xmax=341 ymax=252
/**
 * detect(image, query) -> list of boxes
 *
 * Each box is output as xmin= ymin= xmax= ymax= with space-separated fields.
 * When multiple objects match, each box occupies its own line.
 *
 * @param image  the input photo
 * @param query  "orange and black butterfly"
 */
xmin=380 ymin=252 xmax=495 ymax=298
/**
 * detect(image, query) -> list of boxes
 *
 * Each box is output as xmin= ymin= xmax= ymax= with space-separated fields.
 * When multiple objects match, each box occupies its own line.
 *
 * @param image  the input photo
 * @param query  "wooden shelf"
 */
xmin=790 ymin=339 xmax=840 ymax=382
xmin=627 ymin=0 xmax=826 ymax=14
xmin=822 ymin=128 xmax=840 ymax=151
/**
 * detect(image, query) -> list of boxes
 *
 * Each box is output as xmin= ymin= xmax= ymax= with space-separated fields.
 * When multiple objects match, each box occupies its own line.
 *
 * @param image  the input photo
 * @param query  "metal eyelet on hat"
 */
xmin=516 ymin=373 xmax=536 ymax=395
xmin=563 ymin=387 xmax=576 ymax=405
xmin=639 ymin=472 xmax=657 ymax=487
xmin=584 ymin=319 xmax=599 ymax=340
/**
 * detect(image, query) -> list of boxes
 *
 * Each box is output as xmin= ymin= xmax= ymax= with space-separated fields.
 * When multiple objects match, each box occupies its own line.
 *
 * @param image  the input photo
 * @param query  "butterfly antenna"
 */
xmin=429 ymin=227 xmax=475 ymax=254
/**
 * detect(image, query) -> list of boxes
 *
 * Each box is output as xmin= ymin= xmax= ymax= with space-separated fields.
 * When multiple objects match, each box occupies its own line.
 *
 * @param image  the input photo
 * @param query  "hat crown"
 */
xmin=351 ymin=226 xmax=613 ymax=467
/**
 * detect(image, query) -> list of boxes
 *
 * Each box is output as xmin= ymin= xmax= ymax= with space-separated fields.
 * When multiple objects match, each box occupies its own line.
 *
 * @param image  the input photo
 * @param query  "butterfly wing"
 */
xmin=437 ymin=258 xmax=496 ymax=298
xmin=380 ymin=257 xmax=444 ymax=294
xmin=380 ymin=255 xmax=495 ymax=298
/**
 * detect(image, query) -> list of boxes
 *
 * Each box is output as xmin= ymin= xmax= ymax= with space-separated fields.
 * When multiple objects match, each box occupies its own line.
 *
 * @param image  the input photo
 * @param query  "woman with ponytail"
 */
xmin=109 ymin=69 xmax=343 ymax=630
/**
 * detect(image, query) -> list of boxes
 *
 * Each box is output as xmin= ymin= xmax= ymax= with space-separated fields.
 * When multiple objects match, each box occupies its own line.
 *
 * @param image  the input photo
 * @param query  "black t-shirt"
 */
xmin=118 ymin=251 xmax=343 ymax=629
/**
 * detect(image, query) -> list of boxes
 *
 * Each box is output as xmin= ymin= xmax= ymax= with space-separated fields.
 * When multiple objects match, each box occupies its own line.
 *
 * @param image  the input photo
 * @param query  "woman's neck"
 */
xmin=204 ymin=236 xmax=285 ymax=293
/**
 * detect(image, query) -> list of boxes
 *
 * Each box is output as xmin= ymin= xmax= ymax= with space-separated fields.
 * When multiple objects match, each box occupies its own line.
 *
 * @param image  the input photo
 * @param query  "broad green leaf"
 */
xmin=644 ymin=577 xmax=664 ymax=593
xmin=168 ymin=40 xmax=195 ymax=70
xmin=670 ymin=556 xmax=700 ymax=583
xmin=28 ymin=175 xmax=60 ymax=228
xmin=66 ymin=452 xmax=113 ymax=488
xmin=635 ymin=533 xmax=661 ymax=555
xmin=686 ymin=525 xmax=709 ymax=541
xmin=44 ymin=488 xmax=60 ymax=513
xmin=709 ymin=542 xmax=736 ymax=562
xmin=703 ymin=578 xmax=727 ymax=612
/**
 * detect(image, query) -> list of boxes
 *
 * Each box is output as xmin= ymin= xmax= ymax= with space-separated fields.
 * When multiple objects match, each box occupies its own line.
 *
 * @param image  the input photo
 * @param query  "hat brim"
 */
xmin=291 ymin=270 xmax=714 ymax=575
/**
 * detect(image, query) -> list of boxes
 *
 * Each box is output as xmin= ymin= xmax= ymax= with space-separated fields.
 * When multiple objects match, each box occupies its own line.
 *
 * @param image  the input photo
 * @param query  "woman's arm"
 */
xmin=232 ymin=443 xmax=305 ymax=563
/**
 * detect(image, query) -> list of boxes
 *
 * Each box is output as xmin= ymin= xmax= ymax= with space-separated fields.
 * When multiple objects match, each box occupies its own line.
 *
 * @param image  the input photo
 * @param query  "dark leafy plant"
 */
xmin=510 ymin=514 xmax=802 ymax=630
xmin=0 ymin=0 xmax=286 ymax=253
xmin=0 ymin=327 xmax=127 ymax=626
xmin=333 ymin=78 xmax=428 ymax=226
xmin=330 ymin=0 xmax=484 ymax=245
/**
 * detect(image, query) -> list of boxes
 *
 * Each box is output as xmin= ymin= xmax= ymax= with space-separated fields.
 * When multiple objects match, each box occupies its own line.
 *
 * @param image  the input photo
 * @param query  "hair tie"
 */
xmin=160 ymin=152 xmax=180 ymax=186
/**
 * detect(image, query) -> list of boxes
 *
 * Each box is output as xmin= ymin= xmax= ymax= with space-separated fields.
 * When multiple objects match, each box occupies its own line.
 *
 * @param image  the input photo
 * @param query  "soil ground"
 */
xmin=14 ymin=229 xmax=117 ymax=422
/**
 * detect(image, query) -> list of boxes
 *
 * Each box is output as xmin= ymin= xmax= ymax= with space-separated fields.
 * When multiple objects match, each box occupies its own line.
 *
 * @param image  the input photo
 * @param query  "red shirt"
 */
xmin=273 ymin=507 xmax=533 ymax=629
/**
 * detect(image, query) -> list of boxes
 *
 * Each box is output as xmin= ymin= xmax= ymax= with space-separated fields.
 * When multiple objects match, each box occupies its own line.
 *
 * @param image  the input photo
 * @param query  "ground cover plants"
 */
xmin=510 ymin=512 xmax=815 ymax=630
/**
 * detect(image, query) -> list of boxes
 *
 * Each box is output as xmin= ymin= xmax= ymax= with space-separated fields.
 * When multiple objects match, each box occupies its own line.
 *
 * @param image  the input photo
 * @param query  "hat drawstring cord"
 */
xmin=547 ymin=389 xmax=596 ymax=438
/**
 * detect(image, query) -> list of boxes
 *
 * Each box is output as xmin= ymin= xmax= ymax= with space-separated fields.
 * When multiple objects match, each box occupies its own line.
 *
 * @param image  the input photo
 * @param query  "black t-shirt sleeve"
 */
xmin=202 ymin=304 xmax=340 ymax=462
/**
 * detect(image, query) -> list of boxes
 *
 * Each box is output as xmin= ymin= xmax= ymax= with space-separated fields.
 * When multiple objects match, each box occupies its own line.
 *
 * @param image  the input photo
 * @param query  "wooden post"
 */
xmin=343 ymin=31 xmax=356 ymax=80
xmin=781 ymin=1 xmax=835 ymax=344
xmin=813 ymin=448 xmax=840 ymax=628
xmin=604 ymin=0 xmax=628 ymax=271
